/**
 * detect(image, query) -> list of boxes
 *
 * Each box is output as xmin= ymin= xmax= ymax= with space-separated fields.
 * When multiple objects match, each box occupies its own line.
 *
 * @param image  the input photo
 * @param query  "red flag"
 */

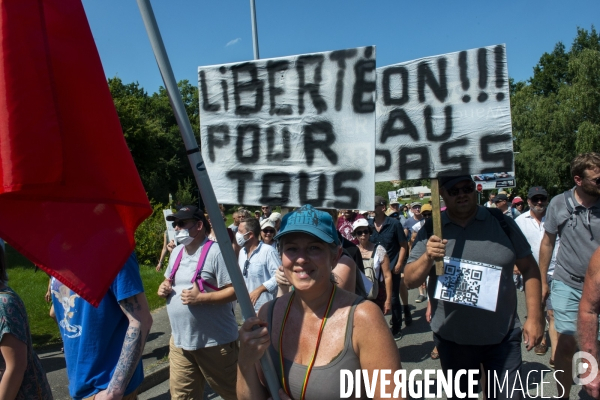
xmin=0 ymin=0 xmax=152 ymax=306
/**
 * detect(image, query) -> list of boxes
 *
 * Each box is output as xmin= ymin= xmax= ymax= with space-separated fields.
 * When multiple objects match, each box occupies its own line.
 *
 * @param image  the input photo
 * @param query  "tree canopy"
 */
xmin=109 ymin=78 xmax=199 ymax=203
xmin=511 ymin=26 xmax=600 ymax=196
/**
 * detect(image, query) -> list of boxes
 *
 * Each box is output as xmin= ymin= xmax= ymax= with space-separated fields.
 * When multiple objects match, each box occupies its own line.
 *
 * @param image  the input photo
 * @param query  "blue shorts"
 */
xmin=551 ymin=279 xmax=600 ymax=338
xmin=545 ymin=275 xmax=553 ymax=311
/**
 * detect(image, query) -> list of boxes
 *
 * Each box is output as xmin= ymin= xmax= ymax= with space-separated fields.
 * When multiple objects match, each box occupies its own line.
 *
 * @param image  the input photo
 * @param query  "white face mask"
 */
xmin=175 ymin=229 xmax=194 ymax=246
xmin=236 ymin=231 xmax=250 ymax=247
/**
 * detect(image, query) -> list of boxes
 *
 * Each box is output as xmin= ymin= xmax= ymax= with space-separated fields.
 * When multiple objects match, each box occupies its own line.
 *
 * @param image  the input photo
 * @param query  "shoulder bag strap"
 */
xmin=168 ymin=248 xmax=185 ymax=281
xmin=192 ymin=241 xmax=220 ymax=292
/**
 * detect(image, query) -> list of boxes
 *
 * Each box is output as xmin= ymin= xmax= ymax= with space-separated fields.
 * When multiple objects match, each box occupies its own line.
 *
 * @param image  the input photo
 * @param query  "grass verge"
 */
xmin=5 ymin=244 xmax=167 ymax=349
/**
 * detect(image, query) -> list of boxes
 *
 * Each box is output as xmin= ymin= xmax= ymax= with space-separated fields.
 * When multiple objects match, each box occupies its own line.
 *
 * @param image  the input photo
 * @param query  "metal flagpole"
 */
xmin=135 ymin=1 xmax=281 ymax=398
xmin=249 ymin=0 xmax=260 ymax=59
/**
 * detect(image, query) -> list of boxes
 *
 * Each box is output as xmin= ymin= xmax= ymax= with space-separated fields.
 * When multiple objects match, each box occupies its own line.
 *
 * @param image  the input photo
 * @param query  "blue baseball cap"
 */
xmin=274 ymin=205 xmax=340 ymax=245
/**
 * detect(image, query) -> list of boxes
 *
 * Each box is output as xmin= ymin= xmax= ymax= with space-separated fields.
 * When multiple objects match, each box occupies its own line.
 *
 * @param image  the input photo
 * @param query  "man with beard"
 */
xmin=337 ymin=209 xmax=365 ymax=245
xmin=539 ymin=152 xmax=600 ymax=398
xmin=515 ymin=187 xmax=558 ymax=363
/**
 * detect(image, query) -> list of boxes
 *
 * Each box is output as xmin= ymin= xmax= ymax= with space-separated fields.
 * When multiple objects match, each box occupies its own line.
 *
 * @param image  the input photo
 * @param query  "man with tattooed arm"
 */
xmin=50 ymin=253 xmax=153 ymax=400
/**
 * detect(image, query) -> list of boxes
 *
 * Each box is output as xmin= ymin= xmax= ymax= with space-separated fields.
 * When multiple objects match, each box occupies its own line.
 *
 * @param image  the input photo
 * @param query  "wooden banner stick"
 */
xmin=430 ymin=179 xmax=445 ymax=275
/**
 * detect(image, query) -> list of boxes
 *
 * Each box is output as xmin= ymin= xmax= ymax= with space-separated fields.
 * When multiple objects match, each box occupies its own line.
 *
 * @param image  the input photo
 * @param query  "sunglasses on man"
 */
xmin=585 ymin=177 xmax=600 ymax=185
xmin=530 ymin=196 xmax=547 ymax=203
xmin=446 ymin=183 xmax=476 ymax=197
xmin=171 ymin=219 xmax=197 ymax=228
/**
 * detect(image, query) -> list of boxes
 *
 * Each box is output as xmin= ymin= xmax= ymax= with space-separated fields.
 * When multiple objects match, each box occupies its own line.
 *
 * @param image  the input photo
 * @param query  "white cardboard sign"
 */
xmin=198 ymin=47 xmax=376 ymax=211
xmin=163 ymin=209 xmax=176 ymax=243
xmin=375 ymin=44 xmax=513 ymax=181
xmin=434 ymin=257 xmax=502 ymax=312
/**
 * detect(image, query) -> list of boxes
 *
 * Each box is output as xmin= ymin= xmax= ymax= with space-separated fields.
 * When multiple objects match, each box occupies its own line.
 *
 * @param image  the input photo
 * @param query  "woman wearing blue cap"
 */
xmin=237 ymin=205 xmax=403 ymax=400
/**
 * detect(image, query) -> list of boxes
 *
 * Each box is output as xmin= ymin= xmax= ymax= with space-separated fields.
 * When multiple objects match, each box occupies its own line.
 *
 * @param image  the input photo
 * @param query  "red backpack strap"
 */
xmin=192 ymin=241 xmax=220 ymax=292
xmin=168 ymin=248 xmax=185 ymax=281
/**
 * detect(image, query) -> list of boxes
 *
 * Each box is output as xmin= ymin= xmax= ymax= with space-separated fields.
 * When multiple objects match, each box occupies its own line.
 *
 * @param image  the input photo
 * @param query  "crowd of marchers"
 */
xmin=4 ymin=152 xmax=600 ymax=400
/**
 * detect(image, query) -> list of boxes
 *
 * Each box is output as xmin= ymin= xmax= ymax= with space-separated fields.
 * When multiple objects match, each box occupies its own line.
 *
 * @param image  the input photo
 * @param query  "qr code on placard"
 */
xmin=439 ymin=264 xmax=483 ymax=307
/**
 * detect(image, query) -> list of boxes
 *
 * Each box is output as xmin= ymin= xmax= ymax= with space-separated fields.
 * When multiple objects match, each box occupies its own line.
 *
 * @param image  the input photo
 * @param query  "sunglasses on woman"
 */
xmin=262 ymin=229 xmax=276 ymax=234
xmin=354 ymin=229 xmax=369 ymax=236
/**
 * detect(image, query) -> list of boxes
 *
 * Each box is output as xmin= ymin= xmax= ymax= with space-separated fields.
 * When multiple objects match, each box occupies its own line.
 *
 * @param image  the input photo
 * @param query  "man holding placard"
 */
xmin=404 ymin=176 xmax=543 ymax=399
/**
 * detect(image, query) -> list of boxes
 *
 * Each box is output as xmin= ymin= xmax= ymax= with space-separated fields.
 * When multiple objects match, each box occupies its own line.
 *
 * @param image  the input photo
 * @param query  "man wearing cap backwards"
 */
xmin=539 ymin=152 xmax=600 ymax=398
xmin=405 ymin=176 xmax=543 ymax=400
xmin=158 ymin=205 xmax=238 ymax=400
xmin=514 ymin=186 xmax=558 ymax=363
xmin=371 ymin=196 xmax=410 ymax=340
xmin=237 ymin=217 xmax=281 ymax=313
xmin=492 ymin=193 xmax=520 ymax=219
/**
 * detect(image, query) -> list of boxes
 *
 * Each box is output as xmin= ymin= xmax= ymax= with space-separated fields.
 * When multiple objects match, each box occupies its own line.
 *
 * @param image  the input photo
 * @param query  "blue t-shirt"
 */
xmin=51 ymin=253 xmax=145 ymax=399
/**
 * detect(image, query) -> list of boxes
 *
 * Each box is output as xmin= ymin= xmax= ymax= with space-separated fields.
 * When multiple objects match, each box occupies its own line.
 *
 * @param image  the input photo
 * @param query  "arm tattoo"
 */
xmin=120 ymin=295 xmax=142 ymax=315
xmin=106 ymin=295 xmax=148 ymax=395
xmin=106 ymin=325 xmax=144 ymax=395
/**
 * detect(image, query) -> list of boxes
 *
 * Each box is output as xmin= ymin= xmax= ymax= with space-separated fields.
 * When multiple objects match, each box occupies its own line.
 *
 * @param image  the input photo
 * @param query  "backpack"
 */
xmin=558 ymin=190 xmax=577 ymax=235
xmin=363 ymin=247 xmax=382 ymax=300
xmin=423 ymin=207 xmax=510 ymax=239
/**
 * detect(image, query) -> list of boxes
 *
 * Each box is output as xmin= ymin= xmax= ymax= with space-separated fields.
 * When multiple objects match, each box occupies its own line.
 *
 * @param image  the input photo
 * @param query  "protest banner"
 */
xmin=375 ymin=44 xmax=513 ymax=181
xmin=198 ymin=46 xmax=376 ymax=211
xmin=376 ymin=45 xmax=513 ymax=273
xmin=163 ymin=209 xmax=176 ymax=242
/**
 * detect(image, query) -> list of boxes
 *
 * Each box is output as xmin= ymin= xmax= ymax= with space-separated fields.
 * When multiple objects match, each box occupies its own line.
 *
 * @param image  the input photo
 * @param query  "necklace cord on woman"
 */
xmin=278 ymin=284 xmax=337 ymax=399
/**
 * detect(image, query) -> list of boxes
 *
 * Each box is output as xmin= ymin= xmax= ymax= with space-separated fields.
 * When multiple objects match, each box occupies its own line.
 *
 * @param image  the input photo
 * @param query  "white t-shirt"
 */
xmin=164 ymin=240 xmax=238 ymax=350
xmin=514 ymin=211 xmax=559 ymax=276
xmin=372 ymin=245 xmax=388 ymax=282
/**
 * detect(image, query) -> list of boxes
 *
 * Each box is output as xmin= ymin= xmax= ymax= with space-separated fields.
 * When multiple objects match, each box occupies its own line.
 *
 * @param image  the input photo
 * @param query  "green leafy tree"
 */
xmin=175 ymin=177 xmax=198 ymax=207
xmin=511 ymin=26 xmax=600 ymax=196
xmin=134 ymin=201 xmax=169 ymax=266
xmin=109 ymin=78 xmax=199 ymax=203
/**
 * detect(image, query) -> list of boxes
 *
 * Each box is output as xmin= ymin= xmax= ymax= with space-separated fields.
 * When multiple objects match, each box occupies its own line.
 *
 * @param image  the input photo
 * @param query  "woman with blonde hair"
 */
xmin=237 ymin=205 xmax=402 ymax=400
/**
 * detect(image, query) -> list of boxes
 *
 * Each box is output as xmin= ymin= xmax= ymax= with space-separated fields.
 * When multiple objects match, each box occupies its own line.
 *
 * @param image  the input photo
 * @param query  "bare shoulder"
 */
xmin=354 ymin=299 xmax=387 ymax=326
xmin=338 ymin=254 xmax=356 ymax=267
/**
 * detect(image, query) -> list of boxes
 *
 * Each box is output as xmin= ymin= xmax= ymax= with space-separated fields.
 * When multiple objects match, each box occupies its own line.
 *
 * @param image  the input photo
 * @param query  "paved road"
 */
xmin=139 ymin=289 xmax=595 ymax=400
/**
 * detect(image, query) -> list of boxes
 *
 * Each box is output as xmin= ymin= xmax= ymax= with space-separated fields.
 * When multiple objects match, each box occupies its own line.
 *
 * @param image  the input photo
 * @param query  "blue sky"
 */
xmin=82 ymin=0 xmax=598 ymax=94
